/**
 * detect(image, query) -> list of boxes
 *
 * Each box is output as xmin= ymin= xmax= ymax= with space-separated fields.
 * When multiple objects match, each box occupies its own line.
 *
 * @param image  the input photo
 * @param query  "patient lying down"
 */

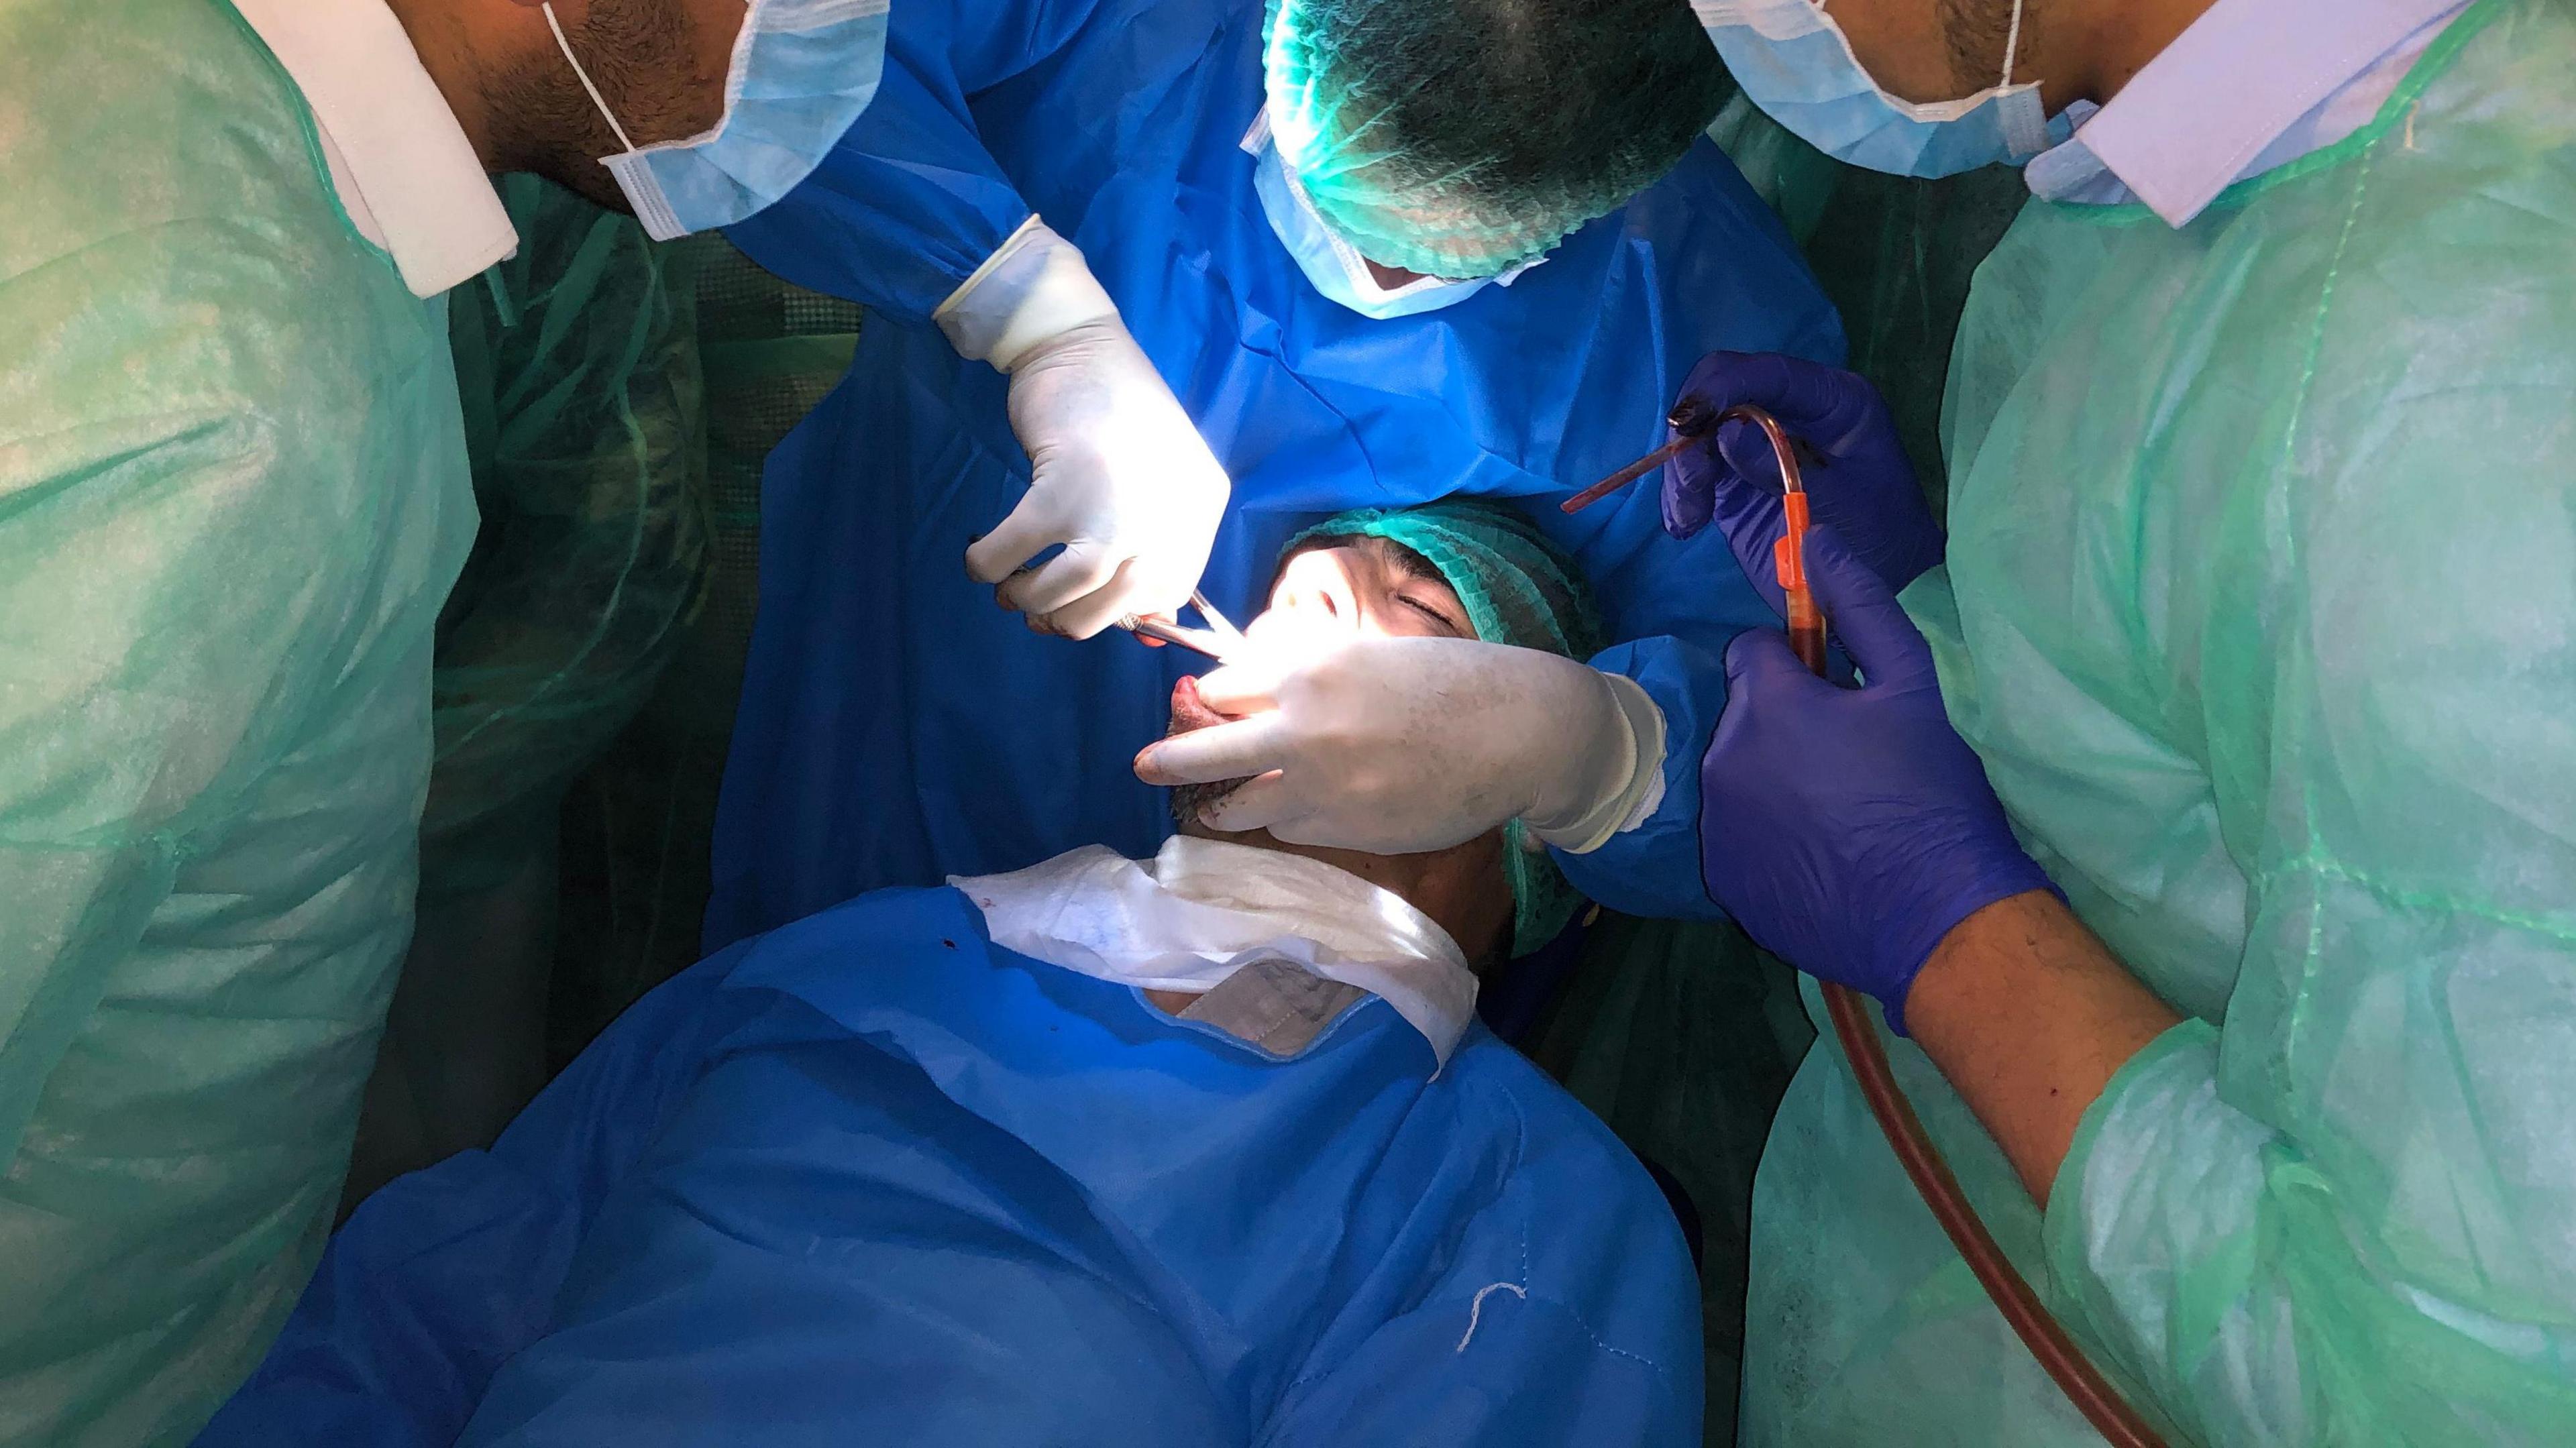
xmin=199 ymin=501 xmax=1701 ymax=1448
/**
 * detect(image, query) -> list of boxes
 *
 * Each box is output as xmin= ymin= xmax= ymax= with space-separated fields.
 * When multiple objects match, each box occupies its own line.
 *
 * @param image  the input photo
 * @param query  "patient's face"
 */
xmin=1166 ymin=537 xmax=1470 ymax=748
xmin=1166 ymin=536 xmax=1513 ymax=967
xmin=1247 ymin=537 xmax=1472 ymax=649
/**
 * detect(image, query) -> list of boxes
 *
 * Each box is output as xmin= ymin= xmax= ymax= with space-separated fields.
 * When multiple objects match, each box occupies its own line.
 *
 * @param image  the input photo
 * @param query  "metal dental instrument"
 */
xmin=1558 ymin=395 xmax=1720 ymax=514
xmin=1187 ymin=589 xmax=1244 ymax=650
xmin=1116 ymin=590 xmax=1244 ymax=661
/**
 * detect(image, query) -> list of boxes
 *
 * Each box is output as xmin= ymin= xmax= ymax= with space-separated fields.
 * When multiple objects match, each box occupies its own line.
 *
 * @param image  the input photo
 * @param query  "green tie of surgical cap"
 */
xmin=1261 ymin=0 xmax=1733 ymax=279
xmin=1289 ymin=500 xmax=1605 ymax=958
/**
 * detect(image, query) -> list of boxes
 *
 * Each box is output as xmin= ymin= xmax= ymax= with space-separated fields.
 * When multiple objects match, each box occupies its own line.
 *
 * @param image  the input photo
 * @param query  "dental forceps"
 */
xmin=1116 ymin=589 xmax=1244 ymax=661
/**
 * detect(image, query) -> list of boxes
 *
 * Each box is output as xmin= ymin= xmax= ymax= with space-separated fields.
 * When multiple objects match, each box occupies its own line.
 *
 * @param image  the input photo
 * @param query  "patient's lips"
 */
xmin=1162 ymin=675 xmax=1254 ymax=828
xmin=1168 ymin=675 xmax=1228 ymax=734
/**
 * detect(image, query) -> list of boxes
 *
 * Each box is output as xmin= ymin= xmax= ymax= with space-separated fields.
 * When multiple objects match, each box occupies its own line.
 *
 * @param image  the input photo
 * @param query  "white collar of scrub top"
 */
xmin=233 ymin=0 xmax=520 ymax=298
xmin=2021 ymin=0 xmax=2470 ymax=227
xmin=951 ymin=836 xmax=1481 ymax=1069
xmin=1236 ymin=109 xmax=1545 ymax=298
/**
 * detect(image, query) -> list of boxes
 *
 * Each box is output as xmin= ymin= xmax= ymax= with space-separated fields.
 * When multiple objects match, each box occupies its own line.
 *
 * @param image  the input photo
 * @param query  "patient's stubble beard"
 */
xmin=1164 ymin=710 xmax=1248 ymax=830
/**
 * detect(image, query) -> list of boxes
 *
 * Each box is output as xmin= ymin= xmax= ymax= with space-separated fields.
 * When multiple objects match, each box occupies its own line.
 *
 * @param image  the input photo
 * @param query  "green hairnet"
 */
xmin=1290 ymin=500 xmax=1604 ymax=958
xmin=1263 ymin=0 xmax=1732 ymax=279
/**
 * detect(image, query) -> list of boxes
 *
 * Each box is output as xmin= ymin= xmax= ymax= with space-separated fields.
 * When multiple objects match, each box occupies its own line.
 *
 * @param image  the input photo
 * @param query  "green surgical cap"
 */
xmin=1263 ymin=0 xmax=1732 ymax=279
xmin=1289 ymin=500 xmax=1603 ymax=958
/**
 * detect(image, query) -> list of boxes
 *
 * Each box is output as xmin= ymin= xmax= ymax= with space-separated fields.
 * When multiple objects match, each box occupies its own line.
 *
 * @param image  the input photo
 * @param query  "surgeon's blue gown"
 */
xmin=704 ymin=0 xmax=1841 ymax=947
xmin=196 ymin=885 xmax=1702 ymax=1444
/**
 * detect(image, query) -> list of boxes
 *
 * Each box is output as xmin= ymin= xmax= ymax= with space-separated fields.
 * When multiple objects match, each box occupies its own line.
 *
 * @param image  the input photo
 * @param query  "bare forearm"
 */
xmin=1900 ymin=892 xmax=2182 ymax=1204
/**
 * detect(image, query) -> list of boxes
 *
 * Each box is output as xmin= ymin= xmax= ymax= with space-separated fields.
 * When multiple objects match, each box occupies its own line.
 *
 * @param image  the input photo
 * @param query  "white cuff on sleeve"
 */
xmin=933 ymin=216 xmax=1120 ymax=372
xmin=1528 ymin=672 xmax=1668 ymax=855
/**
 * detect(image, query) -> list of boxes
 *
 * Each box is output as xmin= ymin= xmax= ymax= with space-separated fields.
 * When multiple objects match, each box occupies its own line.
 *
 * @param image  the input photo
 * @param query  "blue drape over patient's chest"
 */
xmin=199 ymin=886 xmax=1701 ymax=1444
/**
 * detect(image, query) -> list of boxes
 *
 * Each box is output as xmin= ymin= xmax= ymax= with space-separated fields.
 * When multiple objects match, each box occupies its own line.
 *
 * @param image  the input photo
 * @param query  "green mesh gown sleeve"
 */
xmin=343 ymin=176 xmax=710 ymax=1205
xmin=0 ymin=1 xmax=477 ymax=1438
xmin=544 ymin=235 xmax=862 ymax=1060
xmin=1920 ymin=5 xmax=2576 ymax=1441
xmin=431 ymin=173 xmax=708 ymax=848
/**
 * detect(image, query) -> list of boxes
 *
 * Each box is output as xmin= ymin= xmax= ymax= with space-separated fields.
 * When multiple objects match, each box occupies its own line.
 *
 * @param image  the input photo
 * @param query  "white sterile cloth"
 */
xmin=951 ymin=836 xmax=1479 ymax=1066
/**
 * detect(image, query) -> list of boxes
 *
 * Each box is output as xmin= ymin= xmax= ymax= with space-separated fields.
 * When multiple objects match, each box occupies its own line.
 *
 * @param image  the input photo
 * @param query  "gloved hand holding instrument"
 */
xmin=1644 ymin=350 xmax=1945 ymax=602
xmin=1570 ymin=354 xmax=2169 ymax=1448
xmin=940 ymin=219 xmax=1232 ymax=639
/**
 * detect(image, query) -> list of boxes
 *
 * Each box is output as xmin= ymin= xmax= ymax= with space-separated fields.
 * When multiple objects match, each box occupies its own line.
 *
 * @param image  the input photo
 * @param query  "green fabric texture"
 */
xmin=1707 ymin=92 xmax=2029 ymax=512
xmin=344 ymin=175 xmax=708 ymax=1207
xmin=1291 ymin=500 xmax=1603 ymax=956
xmin=0 ymin=1 xmax=477 ymax=1441
xmin=550 ymin=235 xmax=862 ymax=1067
xmin=1746 ymin=3 xmax=2576 ymax=1443
xmin=1262 ymin=0 xmax=1729 ymax=278
xmin=1527 ymin=914 xmax=1812 ymax=1448
xmin=427 ymin=174 xmax=708 ymax=851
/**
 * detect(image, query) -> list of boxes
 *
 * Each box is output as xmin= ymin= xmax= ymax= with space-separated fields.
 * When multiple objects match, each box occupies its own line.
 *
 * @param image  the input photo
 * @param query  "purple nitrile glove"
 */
xmin=1662 ymin=351 xmax=1945 ymax=614
xmin=1698 ymin=526 xmax=2057 ymax=1034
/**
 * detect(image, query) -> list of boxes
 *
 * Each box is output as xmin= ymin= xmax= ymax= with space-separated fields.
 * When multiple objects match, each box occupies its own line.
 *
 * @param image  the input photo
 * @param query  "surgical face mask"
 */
xmin=544 ymin=0 xmax=889 ymax=241
xmin=1695 ymin=0 xmax=2070 ymax=178
xmin=1242 ymin=113 xmax=1533 ymax=321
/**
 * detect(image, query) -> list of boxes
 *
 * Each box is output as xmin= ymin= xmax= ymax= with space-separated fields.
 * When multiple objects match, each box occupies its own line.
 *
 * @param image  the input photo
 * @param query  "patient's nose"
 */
xmin=1279 ymin=575 xmax=1351 ymax=626
xmin=1249 ymin=554 xmax=1365 ymax=648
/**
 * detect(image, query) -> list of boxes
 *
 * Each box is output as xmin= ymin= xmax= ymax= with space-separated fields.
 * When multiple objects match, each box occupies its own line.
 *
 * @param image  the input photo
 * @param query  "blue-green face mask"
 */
xmin=1697 ymin=0 xmax=2071 ymax=178
xmin=546 ymin=0 xmax=890 ymax=241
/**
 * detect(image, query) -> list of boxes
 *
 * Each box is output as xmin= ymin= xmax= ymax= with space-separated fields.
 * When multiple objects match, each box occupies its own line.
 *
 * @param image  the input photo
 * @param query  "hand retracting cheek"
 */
xmin=1570 ymin=404 xmax=2171 ymax=1448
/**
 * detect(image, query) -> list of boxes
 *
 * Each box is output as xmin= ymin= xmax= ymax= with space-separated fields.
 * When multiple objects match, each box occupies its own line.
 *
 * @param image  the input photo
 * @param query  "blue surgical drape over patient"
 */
xmin=197 ymin=885 xmax=1701 ymax=1444
xmin=706 ymin=0 xmax=1844 ymax=944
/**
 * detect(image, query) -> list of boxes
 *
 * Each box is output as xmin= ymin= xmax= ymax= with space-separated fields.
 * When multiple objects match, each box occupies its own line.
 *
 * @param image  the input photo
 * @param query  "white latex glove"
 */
xmin=1132 ymin=635 xmax=1667 ymax=854
xmin=938 ymin=217 xmax=1230 ymax=638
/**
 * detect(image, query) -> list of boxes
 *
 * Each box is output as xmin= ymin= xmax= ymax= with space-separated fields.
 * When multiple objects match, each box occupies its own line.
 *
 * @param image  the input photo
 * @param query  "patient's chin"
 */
xmin=1163 ymin=713 xmax=1252 ymax=832
xmin=1163 ymin=679 xmax=1254 ymax=830
xmin=1169 ymin=775 xmax=1252 ymax=834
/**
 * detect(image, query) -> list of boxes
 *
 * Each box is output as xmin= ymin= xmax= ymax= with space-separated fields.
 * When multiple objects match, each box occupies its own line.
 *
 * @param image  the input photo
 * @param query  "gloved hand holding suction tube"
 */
xmin=1662 ymin=351 xmax=1945 ymax=608
xmin=1698 ymin=525 xmax=2058 ymax=1032
xmin=941 ymin=219 xmax=1232 ymax=638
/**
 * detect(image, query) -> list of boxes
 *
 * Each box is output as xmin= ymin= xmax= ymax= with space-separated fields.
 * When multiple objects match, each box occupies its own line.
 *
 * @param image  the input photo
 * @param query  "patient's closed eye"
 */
xmin=1399 ymin=593 xmax=1461 ymax=632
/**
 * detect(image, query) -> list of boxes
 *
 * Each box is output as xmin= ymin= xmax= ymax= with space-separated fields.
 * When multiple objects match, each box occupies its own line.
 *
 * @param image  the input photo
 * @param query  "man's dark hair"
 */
xmin=1355 ymin=0 xmax=1733 ymax=209
xmin=1271 ymin=0 xmax=1733 ymax=272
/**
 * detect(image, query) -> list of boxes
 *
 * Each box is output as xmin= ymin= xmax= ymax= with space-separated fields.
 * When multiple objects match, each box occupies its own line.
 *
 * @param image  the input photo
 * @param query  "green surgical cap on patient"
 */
xmin=1262 ymin=0 xmax=1732 ymax=279
xmin=1289 ymin=500 xmax=1605 ymax=958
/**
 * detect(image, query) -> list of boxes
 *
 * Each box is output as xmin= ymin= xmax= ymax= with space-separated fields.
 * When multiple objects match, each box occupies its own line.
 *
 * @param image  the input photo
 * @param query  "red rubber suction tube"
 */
xmin=1568 ymin=406 xmax=2169 ymax=1448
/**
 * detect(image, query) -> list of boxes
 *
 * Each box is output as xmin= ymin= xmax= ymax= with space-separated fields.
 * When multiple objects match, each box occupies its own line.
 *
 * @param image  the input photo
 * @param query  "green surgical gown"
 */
xmin=1743 ymin=1 xmax=2576 ymax=1443
xmin=0 ymin=0 xmax=476 ymax=1441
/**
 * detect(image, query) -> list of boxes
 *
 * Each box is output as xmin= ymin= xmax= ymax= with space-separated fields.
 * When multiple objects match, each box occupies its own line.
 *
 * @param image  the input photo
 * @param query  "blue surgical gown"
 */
xmin=195 ymin=885 xmax=1703 ymax=1445
xmin=705 ymin=0 xmax=1841 ymax=946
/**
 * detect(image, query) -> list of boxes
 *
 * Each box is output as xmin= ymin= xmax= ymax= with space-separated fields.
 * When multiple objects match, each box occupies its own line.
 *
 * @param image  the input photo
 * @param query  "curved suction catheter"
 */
xmin=1569 ymin=406 xmax=2170 ymax=1448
